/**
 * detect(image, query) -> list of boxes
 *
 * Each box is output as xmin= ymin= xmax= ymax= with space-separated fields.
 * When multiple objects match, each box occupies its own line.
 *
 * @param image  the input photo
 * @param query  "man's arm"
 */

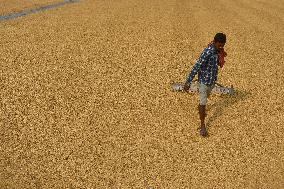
xmin=185 ymin=60 xmax=202 ymax=84
xmin=184 ymin=49 xmax=212 ymax=90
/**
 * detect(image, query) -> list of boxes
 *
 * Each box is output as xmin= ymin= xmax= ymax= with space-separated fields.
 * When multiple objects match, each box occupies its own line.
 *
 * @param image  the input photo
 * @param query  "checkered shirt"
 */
xmin=186 ymin=44 xmax=219 ymax=86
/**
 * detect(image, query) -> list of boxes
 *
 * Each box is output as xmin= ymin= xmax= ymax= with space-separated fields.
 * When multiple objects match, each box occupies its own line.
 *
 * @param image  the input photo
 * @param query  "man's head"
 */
xmin=213 ymin=33 xmax=226 ymax=51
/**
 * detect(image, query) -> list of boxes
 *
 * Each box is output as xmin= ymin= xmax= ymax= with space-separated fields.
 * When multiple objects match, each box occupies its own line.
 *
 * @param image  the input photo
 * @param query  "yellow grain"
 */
xmin=0 ymin=0 xmax=283 ymax=188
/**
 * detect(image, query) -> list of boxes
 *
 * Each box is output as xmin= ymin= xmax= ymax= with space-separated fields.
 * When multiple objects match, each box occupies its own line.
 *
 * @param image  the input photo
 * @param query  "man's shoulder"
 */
xmin=201 ymin=46 xmax=216 ymax=57
xmin=204 ymin=44 xmax=217 ymax=53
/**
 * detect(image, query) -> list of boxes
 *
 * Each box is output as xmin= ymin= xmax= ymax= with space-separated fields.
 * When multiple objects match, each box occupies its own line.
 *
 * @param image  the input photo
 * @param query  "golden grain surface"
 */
xmin=0 ymin=0 xmax=284 ymax=188
xmin=0 ymin=0 xmax=63 ymax=15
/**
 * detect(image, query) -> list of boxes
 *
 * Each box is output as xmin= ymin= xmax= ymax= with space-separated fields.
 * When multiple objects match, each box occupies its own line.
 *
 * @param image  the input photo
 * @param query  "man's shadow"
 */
xmin=206 ymin=89 xmax=252 ymax=128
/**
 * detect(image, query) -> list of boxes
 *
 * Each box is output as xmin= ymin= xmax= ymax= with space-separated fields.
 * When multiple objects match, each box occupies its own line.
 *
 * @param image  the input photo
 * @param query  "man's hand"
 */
xmin=184 ymin=82 xmax=191 ymax=92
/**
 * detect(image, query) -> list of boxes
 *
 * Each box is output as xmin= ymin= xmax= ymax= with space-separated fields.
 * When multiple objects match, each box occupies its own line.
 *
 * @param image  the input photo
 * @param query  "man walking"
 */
xmin=184 ymin=33 xmax=227 ymax=137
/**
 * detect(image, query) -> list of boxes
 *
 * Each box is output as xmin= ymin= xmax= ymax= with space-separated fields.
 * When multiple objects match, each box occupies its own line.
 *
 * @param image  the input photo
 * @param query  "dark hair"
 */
xmin=214 ymin=33 xmax=226 ymax=43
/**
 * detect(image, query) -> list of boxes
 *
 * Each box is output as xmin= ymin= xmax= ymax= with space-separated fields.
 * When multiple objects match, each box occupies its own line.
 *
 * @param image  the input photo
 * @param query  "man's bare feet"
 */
xmin=200 ymin=125 xmax=208 ymax=137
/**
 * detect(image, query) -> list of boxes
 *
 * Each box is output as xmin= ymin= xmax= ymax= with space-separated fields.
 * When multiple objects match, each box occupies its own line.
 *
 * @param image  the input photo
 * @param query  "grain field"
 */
xmin=0 ymin=0 xmax=64 ymax=15
xmin=0 ymin=0 xmax=283 ymax=188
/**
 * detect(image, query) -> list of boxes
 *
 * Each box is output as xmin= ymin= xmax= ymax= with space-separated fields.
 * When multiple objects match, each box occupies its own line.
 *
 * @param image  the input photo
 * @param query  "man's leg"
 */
xmin=198 ymin=104 xmax=207 ymax=136
xmin=198 ymin=83 xmax=209 ymax=137
xmin=207 ymin=84 xmax=215 ymax=99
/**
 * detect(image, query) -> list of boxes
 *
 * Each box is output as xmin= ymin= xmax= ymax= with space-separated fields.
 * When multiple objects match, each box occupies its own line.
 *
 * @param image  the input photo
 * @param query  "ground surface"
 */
xmin=0 ymin=0 xmax=63 ymax=15
xmin=0 ymin=0 xmax=283 ymax=188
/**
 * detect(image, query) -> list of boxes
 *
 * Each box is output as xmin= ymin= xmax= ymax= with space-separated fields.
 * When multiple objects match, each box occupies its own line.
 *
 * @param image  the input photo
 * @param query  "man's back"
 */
xmin=198 ymin=44 xmax=219 ymax=86
xmin=188 ymin=44 xmax=219 ymax=86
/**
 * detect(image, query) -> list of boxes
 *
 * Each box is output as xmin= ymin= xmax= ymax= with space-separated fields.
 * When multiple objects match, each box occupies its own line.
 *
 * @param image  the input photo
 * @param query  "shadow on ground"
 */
xmin=207 ymin=89 xmax=252 ymax=128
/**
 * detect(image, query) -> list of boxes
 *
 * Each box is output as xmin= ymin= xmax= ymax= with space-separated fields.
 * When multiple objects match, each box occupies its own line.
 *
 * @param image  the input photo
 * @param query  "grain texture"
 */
xmin=0 ymin=0 xmax=64 ymax=15
xmin=0 ymin=0 xmax=283 ymax=188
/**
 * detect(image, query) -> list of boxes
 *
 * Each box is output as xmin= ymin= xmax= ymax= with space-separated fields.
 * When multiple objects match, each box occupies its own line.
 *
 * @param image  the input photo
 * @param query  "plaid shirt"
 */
xmin=186 ymin=44 xmax=219 ymax=86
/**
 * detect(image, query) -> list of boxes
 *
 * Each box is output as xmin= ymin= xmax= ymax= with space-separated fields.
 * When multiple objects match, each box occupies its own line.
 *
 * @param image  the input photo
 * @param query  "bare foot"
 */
xmin=200 ymin=126 xmax=208 ymax=137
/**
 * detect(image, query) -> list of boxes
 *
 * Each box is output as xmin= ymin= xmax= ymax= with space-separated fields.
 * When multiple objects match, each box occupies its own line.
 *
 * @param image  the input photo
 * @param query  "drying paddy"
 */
xmin=0 ymin=0 xmax=283 ymax=188
xmin=0 ymin=0 xmax=66 ymax=15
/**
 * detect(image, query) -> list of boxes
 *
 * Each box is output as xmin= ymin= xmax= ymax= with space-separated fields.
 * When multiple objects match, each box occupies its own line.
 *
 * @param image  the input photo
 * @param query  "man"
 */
xmin=184 ymin=33 xmax=227 ymax=137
